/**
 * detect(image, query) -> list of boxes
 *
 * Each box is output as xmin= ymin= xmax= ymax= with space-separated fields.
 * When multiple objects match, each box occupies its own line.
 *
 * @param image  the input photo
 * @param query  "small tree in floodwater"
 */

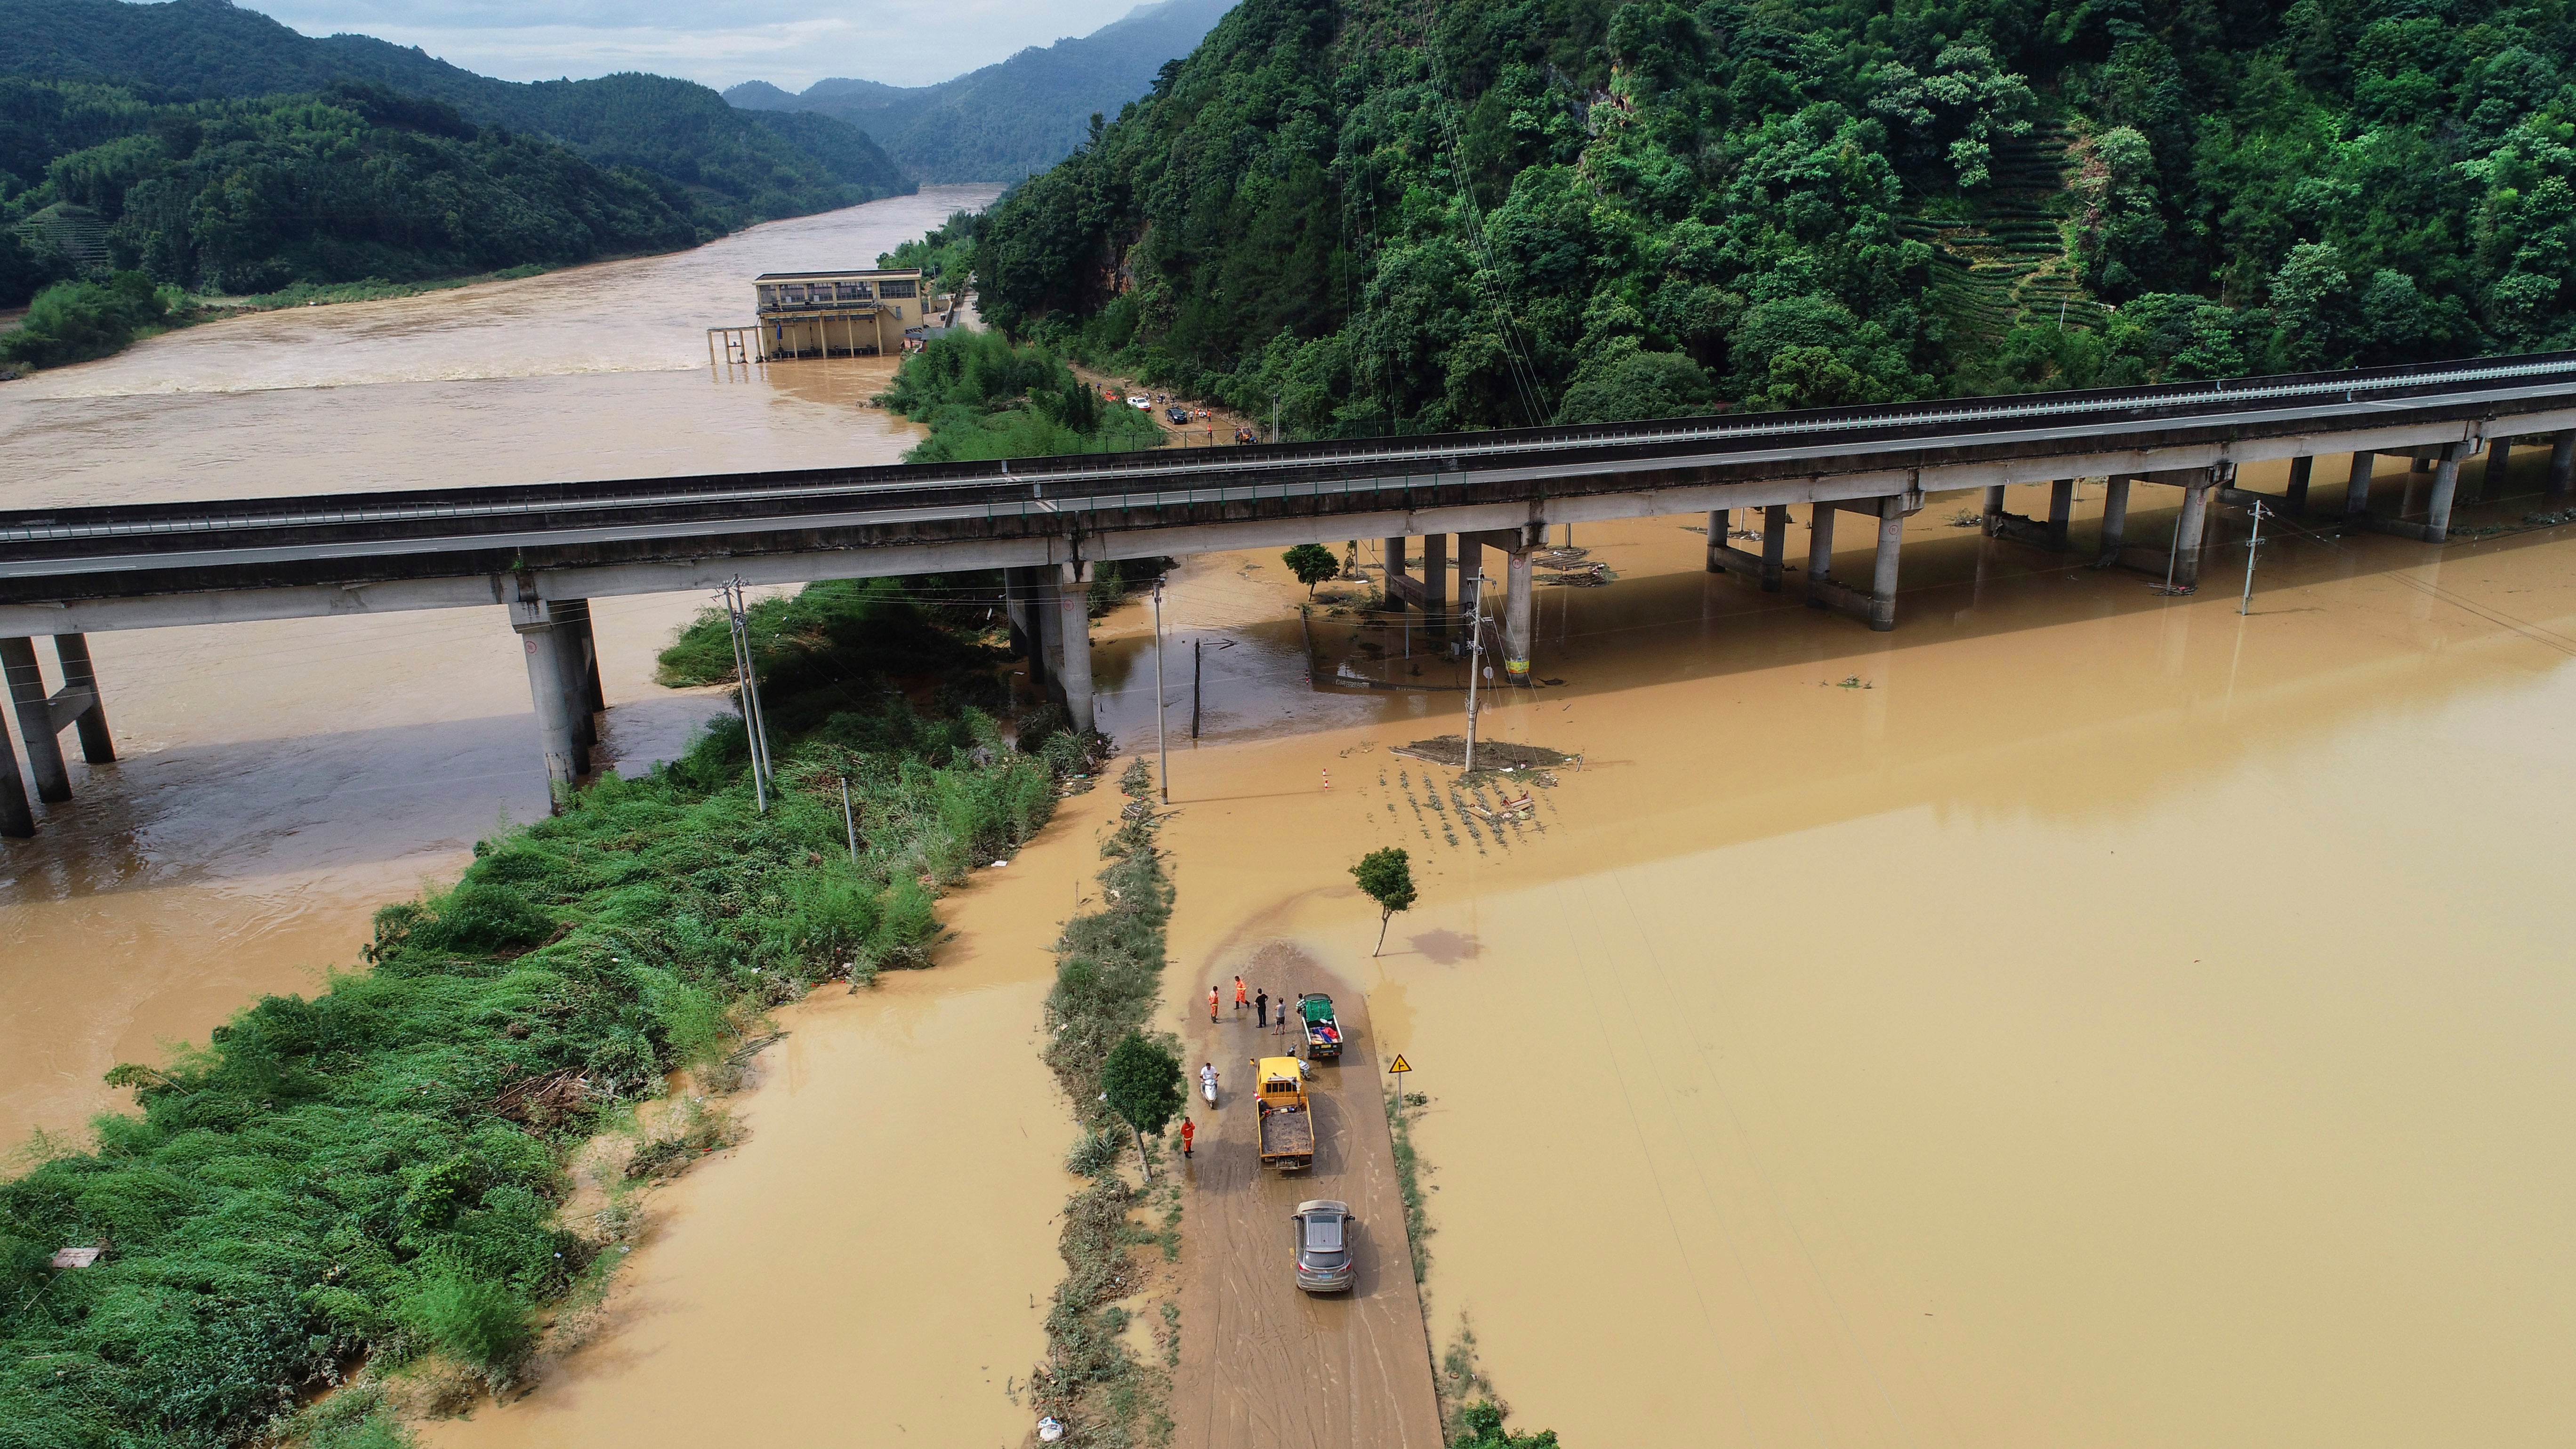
xmin=1351 ymin=847 xmax=1417 ymax=956
xmin=1282 ymin=542 xmax=1339 ymax=596
xmin=1101 ymin=1030 xmax=1183 ymax=1174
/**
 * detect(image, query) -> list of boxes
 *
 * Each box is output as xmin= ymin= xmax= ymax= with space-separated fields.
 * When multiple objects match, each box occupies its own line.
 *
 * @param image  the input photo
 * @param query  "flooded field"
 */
xmin=1091 ymin=475 xmax=2576 ymax=1447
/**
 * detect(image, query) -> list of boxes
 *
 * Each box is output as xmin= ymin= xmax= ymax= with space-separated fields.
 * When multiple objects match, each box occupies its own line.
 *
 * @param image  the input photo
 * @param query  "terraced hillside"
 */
xmin=1901 ymin=121 xmax=2105 ymax=366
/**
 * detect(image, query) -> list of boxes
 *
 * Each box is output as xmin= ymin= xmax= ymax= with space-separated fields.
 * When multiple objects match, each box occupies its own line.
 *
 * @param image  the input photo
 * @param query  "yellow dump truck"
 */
xmin=1252 ymin=1056 xmax=1315 ymax=1173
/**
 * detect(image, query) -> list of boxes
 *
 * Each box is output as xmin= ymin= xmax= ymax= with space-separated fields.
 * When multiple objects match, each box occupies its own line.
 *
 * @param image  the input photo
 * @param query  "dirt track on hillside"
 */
xmin=1168 ymin=941 xmax=1444 ymax=1448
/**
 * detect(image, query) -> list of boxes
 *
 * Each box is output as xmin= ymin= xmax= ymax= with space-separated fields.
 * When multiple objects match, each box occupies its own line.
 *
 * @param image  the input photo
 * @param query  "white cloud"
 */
xmin=248 ymin=1 xmax=1111 ymax=90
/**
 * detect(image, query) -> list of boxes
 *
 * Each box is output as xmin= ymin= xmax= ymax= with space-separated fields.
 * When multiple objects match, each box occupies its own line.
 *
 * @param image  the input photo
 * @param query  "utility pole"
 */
xmin=719 ymin=580 xmax=772 ymax=812
xmin=840 ymin=778 xmax=858 ymax=863
xmin=1152 ymin=580 xmax=1169 ymax=802
xmin=1462 ymin=575 xmax=1485 ymax=773
xmin=1191 ymin=638 xmax=1202 ymax=740
xmin=2238 ymin=499 xmax=2268 ymax=615
xmin=1271 ymin=394 xmax=1280 ymax=445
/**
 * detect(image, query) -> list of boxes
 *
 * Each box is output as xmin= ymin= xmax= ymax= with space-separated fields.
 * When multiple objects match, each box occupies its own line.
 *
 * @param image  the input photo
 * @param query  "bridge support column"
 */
xmin=2425 ymin=442 xmax=2468 ymax=543
xmin=1503 ymin=543 xmax=1534 ymax=684
xmin=2482 ymin=436 xmax=2512 ymax=502
xmin=1761 ymin=506 xmax=1788 ymax=591
xmin=1384 ymin=536 xmax=1408 ymax=603
xmin=1980 ymin=486 xmax=2006 ymax=535
xmin=2098 ymin=475 xmax=2132 ymax=564
xmin=2047 ymin=479 xmax=2075 ymax=550
xmin=2172 ymin=481 xmax=2214 ymax=589
xmin=0 ymin=709 xmax=30 ymax=838
xmin=507 ymin=599 xmax=580 ymax=807
xmin=51 ymin=634 xmax=114 ymax=764
xmin=1 ymin=638 xmax=72 ymax=804
xmin=1704 ymin=510 xmax=1725 ymax=572
xmin=2551 ymin=432 xmax=2576 ymax=498
xmin=1419 ymin=533 xmax=1448 ymax=637
xmin=1459 ymin=536 xmax=1488 ymax=628
xmin=1056 ymin=562 xmax=1095 ymax=733
xmin=2285 ymin=456 xmax=2312 ymax=513
xmin=1869 ymin=498 xmax=1905 ymax=631
xmin=1805 ymin=504 xmax=1836 ymax=602
xmin=550 ymin=599 xmax=599 ymax=774
xmin=2343 ymin=451 xmax=2377 ymax=519
xmin=1006 ymin=567 xmax=1049 ymax=699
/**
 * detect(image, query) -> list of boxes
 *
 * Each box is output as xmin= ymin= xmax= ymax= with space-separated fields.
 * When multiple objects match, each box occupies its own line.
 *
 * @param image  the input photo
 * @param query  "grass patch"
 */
xmin=878 ymin=328 xmax=1164 ymax=463
xmin=1385 ymin=1089 xmax=1433 ymax=1285
xmin=1026 ymin=758 xmax=1176 ymax=1446
xmin=0 ymin=585 xmax=1086 ymax=1448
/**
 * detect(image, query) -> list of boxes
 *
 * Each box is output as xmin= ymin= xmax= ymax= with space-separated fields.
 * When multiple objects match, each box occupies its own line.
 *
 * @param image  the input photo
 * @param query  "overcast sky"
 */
xmin=246 ymin=0 xmax=1130 ymax=92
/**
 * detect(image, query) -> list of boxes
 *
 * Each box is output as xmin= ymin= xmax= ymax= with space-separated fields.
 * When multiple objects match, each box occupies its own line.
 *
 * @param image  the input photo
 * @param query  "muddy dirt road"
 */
xmin=1169 ymin=942 xmax=1443 ymax=1448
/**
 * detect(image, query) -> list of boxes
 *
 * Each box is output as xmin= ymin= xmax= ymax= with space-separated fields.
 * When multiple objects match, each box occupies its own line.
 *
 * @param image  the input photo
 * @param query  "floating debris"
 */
xmin=1389 ymin=736 xmax=1574 ymax=770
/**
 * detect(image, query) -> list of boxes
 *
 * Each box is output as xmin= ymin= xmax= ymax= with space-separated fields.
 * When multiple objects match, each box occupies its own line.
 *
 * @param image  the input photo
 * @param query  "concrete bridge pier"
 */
xmin=2097 ymin=475 xmax=2133 ymax=564
xmin=1383 ymin=536 xmax=1409 ymax=604
xmin=1055 ymin=561 xmax=1095 ymax=733
xmin=0 ymin=714 xmax=30 ymax=838
xmin=2 ymin=634 xmax=114 ymax=819
xmin=2171 ymin=478 xmax=2214 ymax=588
xmin=507 ymin=598 xmax=581 ymax=804
xmin=2343 ymin=451 xmax=2377 ymax=518
xmin=1805 ymin=504 xmax=1836 ymax=600
xmin=2047 ymin=479 xmax=2075 ymax=550
xmin=2285 ymin=456 xmax=2313 ymax=513
xmin=1704 ymin=510 xmax=1726 ymax=571
xmin=1760 ymin=505 xmax=1789 ymax=591
xmin=1980 ymin=485 xmax=2006 ymax=536
xmin=2423 ymin=442 xmax=2469 ymax=543
xmin=1418 ymin=533 xmax=1448 ymax=637
xmin=2481 ymin=436 xmax=2511 ymax=502
xmin=1502 ymin=540 xmax=1534 ymax=684
xmin=549 ymin=598 xmax=602 ymax=773
xmin=2549 ymin=432 xmax=2576 ymax=497
xmin=1803 ymin=494 xmax=1918 ymax=629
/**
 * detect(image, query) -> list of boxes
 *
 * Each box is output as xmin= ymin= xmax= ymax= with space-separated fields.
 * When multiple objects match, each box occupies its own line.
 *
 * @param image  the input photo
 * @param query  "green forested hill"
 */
xmin=724 ymin=0 xmax=1236 ymax=182
xmin=973 ymin=0 xmax=2576 ymax=436
xmin=2 ymin=78 xmax=699 ymax=306
xmin=0 ymin=0 xmax=911 ymax=228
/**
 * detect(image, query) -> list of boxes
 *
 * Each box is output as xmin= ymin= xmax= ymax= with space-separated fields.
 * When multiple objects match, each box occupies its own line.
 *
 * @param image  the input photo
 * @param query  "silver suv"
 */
xmin=1291 ymin=1199 xmax=1354 ymax=1293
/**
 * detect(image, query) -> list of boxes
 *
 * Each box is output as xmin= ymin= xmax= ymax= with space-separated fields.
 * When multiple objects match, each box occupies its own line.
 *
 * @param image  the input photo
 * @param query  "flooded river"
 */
xmin=8 ymin=189 xmax=2576 ymax=1447
xmin=1091 ymin=485 xmax=2576 ymax=1448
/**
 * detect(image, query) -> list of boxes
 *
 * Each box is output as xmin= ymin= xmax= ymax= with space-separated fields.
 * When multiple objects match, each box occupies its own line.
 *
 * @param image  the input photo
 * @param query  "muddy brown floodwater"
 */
xmin=1089 ymin=470 xmax=2576 ymax=1448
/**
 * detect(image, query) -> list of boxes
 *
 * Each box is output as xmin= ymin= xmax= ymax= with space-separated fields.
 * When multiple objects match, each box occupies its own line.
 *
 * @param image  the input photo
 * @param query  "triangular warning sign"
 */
xmin=1386 ymin=1054 xmax=1411 ymax=1074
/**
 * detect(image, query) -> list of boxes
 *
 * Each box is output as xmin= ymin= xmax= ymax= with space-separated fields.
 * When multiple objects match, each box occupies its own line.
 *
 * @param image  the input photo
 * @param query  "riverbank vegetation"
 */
xmin=1030 ymin=757 xmax=1180 ymax=1444
xmin=878 ymin=327 xmax=1167 ymax=461
xmin=970 ymin=0 xmax=2576 ymax=435
xmin=0 ymin=592 xmax=1100 ymax=1447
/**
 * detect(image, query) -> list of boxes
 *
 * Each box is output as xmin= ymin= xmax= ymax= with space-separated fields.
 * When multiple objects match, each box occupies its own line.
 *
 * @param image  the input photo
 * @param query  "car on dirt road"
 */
xmin=1127 ymin=395 xmax=1152 ymax=410
xmin=1291 ymin=1199 xmax=1354 ymax=1292
xmin=1166 ymin=406 xmax=1191 ymax=425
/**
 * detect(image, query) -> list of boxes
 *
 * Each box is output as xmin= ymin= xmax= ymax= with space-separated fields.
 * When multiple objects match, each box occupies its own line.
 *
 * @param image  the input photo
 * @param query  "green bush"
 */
xmin=406 ymin=1269 xmax=533 ymax=1372
xmin=0 ymin=272 xmax=175 ymax=368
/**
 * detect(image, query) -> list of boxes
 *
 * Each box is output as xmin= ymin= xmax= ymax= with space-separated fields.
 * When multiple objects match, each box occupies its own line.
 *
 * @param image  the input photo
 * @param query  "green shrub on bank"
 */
xmin=0 ymin=636 xmax=1062 ymax=1447
xmin=0 ymin=271 xmax=178 ymax=367
xmin=879 ymin=329 xmax=1164 ymax=462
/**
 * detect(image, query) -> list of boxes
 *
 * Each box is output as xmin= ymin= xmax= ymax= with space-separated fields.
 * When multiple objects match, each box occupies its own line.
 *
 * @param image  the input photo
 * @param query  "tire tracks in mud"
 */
xmin=1168 ymin=941 xmax=1444 ymax=1448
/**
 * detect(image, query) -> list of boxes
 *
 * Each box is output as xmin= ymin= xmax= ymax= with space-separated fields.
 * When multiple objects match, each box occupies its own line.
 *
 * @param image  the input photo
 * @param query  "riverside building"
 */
xmin=748 ymin=268 xmax=928 ymax=359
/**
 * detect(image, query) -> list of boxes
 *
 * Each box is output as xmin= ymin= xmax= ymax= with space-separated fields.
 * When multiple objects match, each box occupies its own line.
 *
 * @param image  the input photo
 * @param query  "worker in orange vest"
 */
xmin=1234 ymin=976 xmax=1248 ymax=1014
xmin=1208 ymin=985 xmax=1220 ymax=1022
xmin=1179 ymin=1118 xmax=1195 ymax=1159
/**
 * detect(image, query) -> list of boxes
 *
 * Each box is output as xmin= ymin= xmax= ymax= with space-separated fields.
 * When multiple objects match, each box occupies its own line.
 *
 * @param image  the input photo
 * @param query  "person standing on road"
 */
xmin=1208 ymin=985 xmax=1220 ymax=1023
xmin=1234 ymin=976 xmax=1248 ymax=1015
xmin=1180 ymin=1118 xmax=1195 ymax=1158
xmin=1255 ymin=990 xmax=1269 ymax=1028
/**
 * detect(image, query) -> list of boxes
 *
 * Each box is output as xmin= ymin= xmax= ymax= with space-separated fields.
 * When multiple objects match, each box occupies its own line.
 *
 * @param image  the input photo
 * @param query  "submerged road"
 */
xmin=1172 ymin=945 xmax=1444 ymax=1448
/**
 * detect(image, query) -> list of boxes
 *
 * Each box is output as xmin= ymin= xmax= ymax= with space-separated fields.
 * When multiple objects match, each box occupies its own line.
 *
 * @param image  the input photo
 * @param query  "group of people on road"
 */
xmin=1208 ymin=974 xmax=1290 ymax=1029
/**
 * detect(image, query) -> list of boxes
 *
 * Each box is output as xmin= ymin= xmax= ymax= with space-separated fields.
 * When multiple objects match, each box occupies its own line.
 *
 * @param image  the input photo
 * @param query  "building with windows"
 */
xmin=749 ymin=268 xmax=927 ymax=358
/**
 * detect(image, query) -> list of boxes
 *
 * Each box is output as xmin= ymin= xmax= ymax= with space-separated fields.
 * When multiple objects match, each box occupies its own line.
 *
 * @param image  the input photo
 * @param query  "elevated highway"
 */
xmin=6 ymin=353 xmax=2576 ymax=834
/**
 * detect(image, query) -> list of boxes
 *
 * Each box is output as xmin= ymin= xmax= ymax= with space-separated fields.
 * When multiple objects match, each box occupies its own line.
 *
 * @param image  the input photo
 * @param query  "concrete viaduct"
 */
xmin=6 ymin=351 xmax=2576 ymax=837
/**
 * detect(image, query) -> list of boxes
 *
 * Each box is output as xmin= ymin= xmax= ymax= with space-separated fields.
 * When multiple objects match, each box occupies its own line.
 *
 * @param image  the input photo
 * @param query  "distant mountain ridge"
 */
xmin=723 ymin=0 xmax=1233 ymax=183
xmin=0 ymin=0 xmax=912 ymax=225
